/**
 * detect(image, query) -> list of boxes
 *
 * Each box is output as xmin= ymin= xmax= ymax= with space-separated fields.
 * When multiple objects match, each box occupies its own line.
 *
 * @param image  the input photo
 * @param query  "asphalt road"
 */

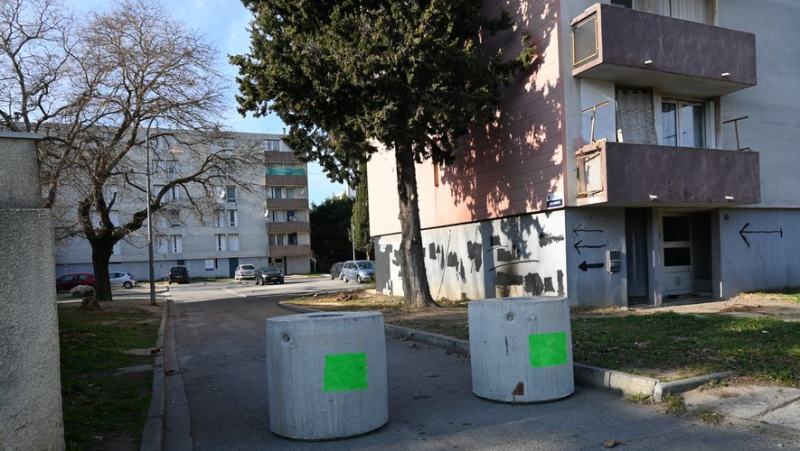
xmin=164 ymin=279 xmax=799 ymax=450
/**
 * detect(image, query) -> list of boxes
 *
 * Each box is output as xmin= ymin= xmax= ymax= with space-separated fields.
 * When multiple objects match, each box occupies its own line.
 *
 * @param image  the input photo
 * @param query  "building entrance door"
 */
xmin=661 ymin=215 xmax=692 ymax=295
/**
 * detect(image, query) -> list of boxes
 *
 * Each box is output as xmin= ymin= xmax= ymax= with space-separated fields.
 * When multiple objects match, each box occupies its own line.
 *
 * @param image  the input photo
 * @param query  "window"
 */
xmin=214 ymin=138 xmax=234 ymax=155
xmin=170 ymin=210 xmax=180 ymax=228
xmin=228 ymin=209 xmax=238 ymax=227
xmin=608 ymin=0 xmax=711 ymax=24
xmin=287 ymin=210 xmax=296 ymax=222
xmin=288 ymin=233 xmax=298 ymax=245
xmin=270 ymin=210 xmax=286 ymax=222
xmin=215 ymin=234 xmax=226 ymax=251
xmin=264 ymin=139 xmax=283 ymax=152
xmin=167 ymin=160 xmax=178 ymax=179
xmin=156 ymin=235 xmax=169 ymax=253
xmin=215 ymin=210 xmax=225 ymax=228
xmin=153 ymin=184 xmax=165 ymax=199
xmin=226 ymin=186 xmax=236 ymax=203
xmin=169 ymin=185 xmax=181 ymax=200
xmin=267 ymin=187 xmax=282 ymax=199
xmin=269 ymin=233 xmax=285 ymax=246
xmin=228 ymin=234 xmax=240 ymax=251
xmin=660 ymin=99 xmax=705 ymax=148
xmin=610 ymin=0 xmax=632 ymax=7
xmin=170 ymin=235 xmax=183 ymax=253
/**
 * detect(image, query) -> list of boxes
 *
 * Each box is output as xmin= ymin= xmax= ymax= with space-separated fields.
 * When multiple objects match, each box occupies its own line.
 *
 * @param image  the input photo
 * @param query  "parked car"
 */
xmin=234 ymin=264 xmax=257 ymax=281
xmin=109 ymin=271 xmax=137 ymax=289
xmin=255 ymin=265 xmax=284 ymax=285
xmin=56 ymin=272 xmax=96 ymax=292
xmin=341 ymin=260 xmax=375 ymax=284
xmin=168 ymin=265 xmax=189 ymax=284
xmin=329 ymin=262 xmax=344 ymax=280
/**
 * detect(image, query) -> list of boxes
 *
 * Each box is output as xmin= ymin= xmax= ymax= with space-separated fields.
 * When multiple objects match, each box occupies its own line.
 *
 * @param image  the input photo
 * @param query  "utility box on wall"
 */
xmin=607 ymin=250 xmax=621 ymax=273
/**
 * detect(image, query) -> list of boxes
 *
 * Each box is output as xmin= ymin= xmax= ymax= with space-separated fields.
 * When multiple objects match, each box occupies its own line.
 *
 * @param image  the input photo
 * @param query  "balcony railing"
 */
xmin=571 ymin=4 xmax=756 ymax=97
xmin=576 ymin=140 xmax=760 ymax=206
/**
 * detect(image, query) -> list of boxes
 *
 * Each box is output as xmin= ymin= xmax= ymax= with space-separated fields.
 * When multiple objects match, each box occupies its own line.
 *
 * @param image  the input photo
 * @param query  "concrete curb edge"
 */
xmin=276 ymin=302 xmax=735 ymax=403
xmin=140 ymin=300 xmax=168 ymax=451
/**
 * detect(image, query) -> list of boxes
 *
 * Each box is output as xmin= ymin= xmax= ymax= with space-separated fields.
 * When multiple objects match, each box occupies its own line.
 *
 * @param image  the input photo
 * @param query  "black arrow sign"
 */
xmin=573 ymin=240 xmax=606 ymax=255
xmin=739 ymin=223 xmax=783 ymax=247
xmin=579 ymin=261 xmax=605 ymax=272
xmin=573 ymin=225 xmax=604 ymax=236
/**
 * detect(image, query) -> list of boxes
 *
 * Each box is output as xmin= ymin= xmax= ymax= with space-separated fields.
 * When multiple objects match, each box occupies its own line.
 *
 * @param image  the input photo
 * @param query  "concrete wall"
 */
xmin=717 ymin=208 xmax=800 ymax=297
xmin=564 ymin=207 xmax=627 ymax=306
xmin=0 ymin=135 xmax=64 ymax=450
xmin=375 ymin=210 xmax=568 ymax=301
xmin=718 ymin=0 xmax=800 ymax=209
xmin=368 ymin=0 xmax=566 ymax=237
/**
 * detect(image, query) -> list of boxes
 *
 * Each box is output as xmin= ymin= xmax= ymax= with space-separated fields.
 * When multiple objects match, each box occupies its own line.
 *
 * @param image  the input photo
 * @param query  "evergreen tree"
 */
xmin=232 ymin=0 xmax=532 ymax=308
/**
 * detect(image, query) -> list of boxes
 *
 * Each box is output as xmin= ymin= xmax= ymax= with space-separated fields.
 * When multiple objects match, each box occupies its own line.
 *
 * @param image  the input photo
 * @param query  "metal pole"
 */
xmin=351 ymin=223 xmax=356 ymax=261
xmin=146 ymin=128 xmax=156 ymax=306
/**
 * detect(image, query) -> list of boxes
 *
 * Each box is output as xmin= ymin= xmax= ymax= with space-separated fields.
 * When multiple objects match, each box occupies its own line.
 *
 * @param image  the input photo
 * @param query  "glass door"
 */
xmin=662 ymin=215 xmax=693 ymax=295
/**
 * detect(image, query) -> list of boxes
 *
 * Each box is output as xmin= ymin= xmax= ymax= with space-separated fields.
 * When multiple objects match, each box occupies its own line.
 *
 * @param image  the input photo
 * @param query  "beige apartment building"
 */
xmin=368 ymin=0 xmax=799 ymax=306
xmin=55 ymin=131 xmax=311 ymax=279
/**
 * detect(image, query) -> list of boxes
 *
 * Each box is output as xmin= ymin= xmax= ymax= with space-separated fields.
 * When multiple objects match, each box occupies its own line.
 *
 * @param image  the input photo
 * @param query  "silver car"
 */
xmin=234 ymin=264 xmax=257 ymax=280
xmin=341 ymin=260 xmax=375 ymax=284
xmin=109 ymin=271 xmax=137 ymax=289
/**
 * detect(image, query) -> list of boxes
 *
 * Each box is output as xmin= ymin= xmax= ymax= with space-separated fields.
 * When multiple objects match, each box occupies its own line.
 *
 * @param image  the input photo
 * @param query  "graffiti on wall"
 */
xmin=572 ymin=224 xmax=606 ymax=272
xmin=739 ymin=223 xmax=784 ymax=247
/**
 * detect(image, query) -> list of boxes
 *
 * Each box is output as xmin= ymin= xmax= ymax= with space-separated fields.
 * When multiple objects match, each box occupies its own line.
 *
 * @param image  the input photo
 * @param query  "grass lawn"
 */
xmin=573 ymin=312 xmax=800 ymax=385
xmin=59 ymin=304 xmax=161 ymax=450
xmin=286 ymin=292 xmax=800 ymax=387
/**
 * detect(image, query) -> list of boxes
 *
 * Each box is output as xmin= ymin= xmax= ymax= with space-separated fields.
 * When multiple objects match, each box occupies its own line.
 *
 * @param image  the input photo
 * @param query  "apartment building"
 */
xmin=55 ymin=131 xmax=312 ymax=279
xmin=264 ymin=136 xmax=312 ymax=274
xmin=368 ymin=0 xmax=799 ymax=306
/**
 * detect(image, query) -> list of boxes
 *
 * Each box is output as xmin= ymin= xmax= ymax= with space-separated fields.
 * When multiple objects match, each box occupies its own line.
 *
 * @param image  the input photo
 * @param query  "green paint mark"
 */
xmin=323 ymin=353 xmax=368 ymax=392
xmin=529 ymin=332 xmax=568 ymax=368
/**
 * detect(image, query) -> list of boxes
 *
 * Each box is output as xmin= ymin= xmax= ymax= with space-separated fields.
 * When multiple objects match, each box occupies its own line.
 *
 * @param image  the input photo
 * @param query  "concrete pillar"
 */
xmin=265 ymin=312 xmax=388 ymax=440
xmin=0 ymin=132 xmax=65 ymax=450
xmin=469 ymin=297 xmax=574 ymax=403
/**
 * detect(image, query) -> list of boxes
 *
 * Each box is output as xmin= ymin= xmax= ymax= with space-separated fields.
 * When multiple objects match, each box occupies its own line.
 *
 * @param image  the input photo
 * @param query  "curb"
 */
xmin=278 ymin=302 xmax=736 ymax=403
xmin=140 ymin=300 xmax=168 ymax=451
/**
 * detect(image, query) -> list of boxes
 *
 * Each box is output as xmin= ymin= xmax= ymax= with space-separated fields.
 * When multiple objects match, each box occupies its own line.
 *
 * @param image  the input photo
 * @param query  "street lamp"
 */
xmin=145 ymin=126 xmax=156 ymax=306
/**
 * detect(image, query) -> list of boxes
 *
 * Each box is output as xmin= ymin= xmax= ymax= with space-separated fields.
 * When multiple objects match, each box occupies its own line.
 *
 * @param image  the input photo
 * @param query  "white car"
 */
xmin=234 ymin=264 xmax=257 ymax=280
xmin=109 ymin=271 xmax=137 ymax=289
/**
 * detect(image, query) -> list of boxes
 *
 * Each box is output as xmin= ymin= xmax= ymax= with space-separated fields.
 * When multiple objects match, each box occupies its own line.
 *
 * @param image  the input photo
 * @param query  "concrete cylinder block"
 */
xmin=469 ymin=297 xmax=574 ymax=403
xmin=265 ymin=311 xmax=388 ymax=440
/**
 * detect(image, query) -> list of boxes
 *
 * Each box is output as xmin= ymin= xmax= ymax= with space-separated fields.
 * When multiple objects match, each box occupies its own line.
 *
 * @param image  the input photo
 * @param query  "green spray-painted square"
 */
xmin=324 ymin=353 xmax=368 ymax=392
xmin=528 ymin=332 xmax=568 ymax=368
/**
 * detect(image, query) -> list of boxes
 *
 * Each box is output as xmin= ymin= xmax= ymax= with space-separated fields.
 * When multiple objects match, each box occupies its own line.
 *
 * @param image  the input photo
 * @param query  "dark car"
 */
xmin=255 ymin=265 xmax=284 ymax=285
xmin=56 ymin=272 xmax=96 ymax=292
xmin=329 ymin=262 xmax=344 ymax=280
xmin=168 ymin=265 xmax=189 ymax=284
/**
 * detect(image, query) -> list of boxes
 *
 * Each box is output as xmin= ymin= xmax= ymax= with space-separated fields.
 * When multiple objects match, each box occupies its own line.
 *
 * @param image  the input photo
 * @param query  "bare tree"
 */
xmin=4 ymin=0 xmax=262 ymax=302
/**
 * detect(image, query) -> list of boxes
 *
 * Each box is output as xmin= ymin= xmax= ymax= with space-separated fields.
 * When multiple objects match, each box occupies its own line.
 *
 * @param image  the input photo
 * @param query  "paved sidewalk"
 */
xmin=154 ymin=294 xmax=800 ymax=450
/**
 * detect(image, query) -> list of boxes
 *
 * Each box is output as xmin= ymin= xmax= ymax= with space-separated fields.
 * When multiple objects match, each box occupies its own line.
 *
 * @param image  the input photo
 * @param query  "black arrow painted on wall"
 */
xmin=739 ymin=223 xmax=783 ymax=247
xmin=573 ymin=225 xmax=604 ymax=236
xmin=579 ymin=261 xmax=605 ymax=272
xmin=573 ymin=240 xmax=606 ymax=255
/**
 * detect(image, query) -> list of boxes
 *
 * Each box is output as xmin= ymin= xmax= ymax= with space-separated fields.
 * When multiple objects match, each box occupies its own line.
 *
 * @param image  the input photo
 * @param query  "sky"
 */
xmin=70 ymin=0 xmax=348 ymax=206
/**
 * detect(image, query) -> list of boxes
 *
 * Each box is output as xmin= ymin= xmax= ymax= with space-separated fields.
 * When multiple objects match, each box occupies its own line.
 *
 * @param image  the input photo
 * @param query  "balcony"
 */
xmin=267 ymin=221 xmax=310 ymax=233
xmin=268 ymin=244 xmax=311 ymax=257
xmin=576 ymin=140 xmax=760 ymax=207
xmin=265 ymin=174 xmax=307 ymax=186
xmin=571 ymin=4 xmax=756 ymax=97
xmin=266 ymin=198 xmax=308 ymax=210
xmin=264 ymin=151 xmax=299 ymax=163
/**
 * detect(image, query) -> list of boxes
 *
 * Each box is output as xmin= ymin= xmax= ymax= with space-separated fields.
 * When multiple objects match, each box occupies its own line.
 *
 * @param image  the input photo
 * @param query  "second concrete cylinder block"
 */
xmin=469 ymin=297 xmax=574 ymax=403
xmin=265 ymin=311 xmax=388 ymax=440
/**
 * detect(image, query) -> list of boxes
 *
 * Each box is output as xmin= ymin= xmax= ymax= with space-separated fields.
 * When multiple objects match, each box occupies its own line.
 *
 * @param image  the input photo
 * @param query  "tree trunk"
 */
xmin=91 ymin=240 xmax=114 ymax=302
xmin=394 ymin=144 xmax=435 ymax=309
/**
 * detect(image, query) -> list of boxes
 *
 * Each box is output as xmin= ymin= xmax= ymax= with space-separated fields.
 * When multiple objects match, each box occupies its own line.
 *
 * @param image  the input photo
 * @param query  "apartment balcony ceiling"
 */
xmin=576 ymin=140 xmax=760 ymax=207
xmin=571 ymin=4 xmax=756 ymax=98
